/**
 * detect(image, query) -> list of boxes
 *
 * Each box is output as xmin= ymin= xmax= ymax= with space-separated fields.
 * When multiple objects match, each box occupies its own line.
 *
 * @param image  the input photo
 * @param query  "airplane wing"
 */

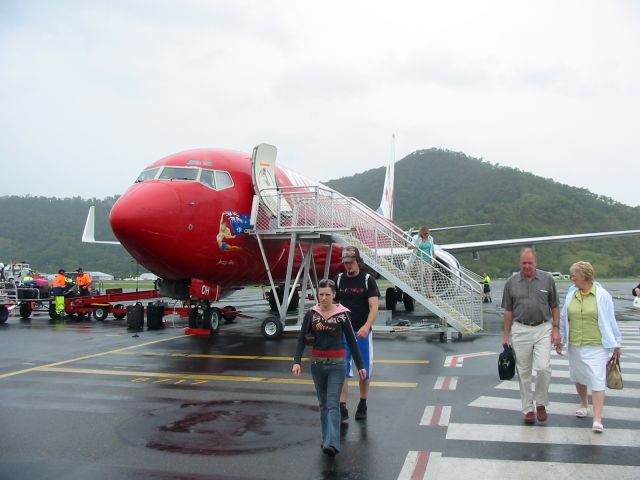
xmin=82 ymin=206 xmax=121 ymax=245
xmin=440 ymin=229 xmax=640 ymax=254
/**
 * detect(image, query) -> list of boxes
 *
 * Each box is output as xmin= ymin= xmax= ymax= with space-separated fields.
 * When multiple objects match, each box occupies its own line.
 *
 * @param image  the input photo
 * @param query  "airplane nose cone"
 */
xmin=110 ymin=183 xmax=181 ymax=265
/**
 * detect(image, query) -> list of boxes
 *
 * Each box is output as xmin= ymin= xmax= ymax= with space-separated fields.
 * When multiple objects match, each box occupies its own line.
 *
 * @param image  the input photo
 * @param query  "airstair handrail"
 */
xmin=251 ymin=184 xmax=483 ymax=333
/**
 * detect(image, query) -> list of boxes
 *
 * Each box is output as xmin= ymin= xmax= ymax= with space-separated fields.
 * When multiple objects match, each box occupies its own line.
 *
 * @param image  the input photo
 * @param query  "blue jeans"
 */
xmin=311 ymin=358 xmax=347 ymax=451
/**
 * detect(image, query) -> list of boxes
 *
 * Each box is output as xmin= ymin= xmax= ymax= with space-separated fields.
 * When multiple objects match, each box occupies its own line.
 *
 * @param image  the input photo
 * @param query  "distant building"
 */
xmin=90 ymin=272 xmax=115 ymax=281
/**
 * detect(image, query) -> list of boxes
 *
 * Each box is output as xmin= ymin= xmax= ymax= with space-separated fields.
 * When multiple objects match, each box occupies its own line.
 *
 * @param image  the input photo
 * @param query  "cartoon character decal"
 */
xmin=217 ymin=211 xmax=250 ymax=252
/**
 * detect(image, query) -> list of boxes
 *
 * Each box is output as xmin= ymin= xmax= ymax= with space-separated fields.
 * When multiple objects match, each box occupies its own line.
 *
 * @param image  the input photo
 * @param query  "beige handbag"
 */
xmin=606 ymin=355 xmax=623 ymax=390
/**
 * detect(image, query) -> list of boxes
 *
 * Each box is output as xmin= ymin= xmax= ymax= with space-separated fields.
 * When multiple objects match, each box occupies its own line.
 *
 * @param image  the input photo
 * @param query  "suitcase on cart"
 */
xmin=126 ymin=302 xmax=144 ymax=331
xmin=146 ymin=303 xmax=165 ymax=330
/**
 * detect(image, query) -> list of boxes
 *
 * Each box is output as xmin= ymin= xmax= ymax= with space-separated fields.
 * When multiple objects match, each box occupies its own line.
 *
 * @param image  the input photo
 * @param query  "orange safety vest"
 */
xmin=52 ymin=274 xmax=67 ymax=288
xmin=76 ymin=273 xmax=92 ymax=287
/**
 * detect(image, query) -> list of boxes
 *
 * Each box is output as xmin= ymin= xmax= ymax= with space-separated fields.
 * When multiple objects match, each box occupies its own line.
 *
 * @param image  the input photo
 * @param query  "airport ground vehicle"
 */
xmin=58 ymin=288 xmax=164 ymax=321
xmin=0 ymin=281 xmax=51 ymax=323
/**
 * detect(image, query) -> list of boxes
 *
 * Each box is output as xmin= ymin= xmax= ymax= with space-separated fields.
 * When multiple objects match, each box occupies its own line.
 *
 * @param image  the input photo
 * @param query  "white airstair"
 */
xmin=249 ymin=183 xmax=483 ymax=336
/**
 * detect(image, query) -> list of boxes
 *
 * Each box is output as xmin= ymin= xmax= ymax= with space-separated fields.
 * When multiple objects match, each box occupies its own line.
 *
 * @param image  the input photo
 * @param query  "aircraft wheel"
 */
xmin=188 ymin=307 xmax=198 ymax=328
xmin=112 ymin=304 xmax=126 ymax=319
xmin=204 ymin=307 xmax=221 ymax=333
xmin=403 ymin=294 xmax=415 ymax=313
xmin=92 ymin=306 xmax=109 ymax=321
xmin=261 ymin=317 xmax=283 ymax=340
xmin=385 ymin=287 xmax=397 ymax=312
xmin=288 ymin=290 xmax=299 ymax=311
xmin=19 ymin=302 xmax=33 ymax=319
xmin=0 ymin=306 xmax=8 ymax=324
xmin=267 ymin=290 xmax=277 ymax=311
xmin=222 ymin=305 xmax=237 ymax=323
xmin=268 ymin=287 xmax=299 ymax=312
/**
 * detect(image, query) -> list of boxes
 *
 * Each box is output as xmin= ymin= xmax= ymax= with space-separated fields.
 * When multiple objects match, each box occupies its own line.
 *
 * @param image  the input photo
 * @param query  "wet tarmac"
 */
xmin=0 ymin=280 xmax=639 ymax=479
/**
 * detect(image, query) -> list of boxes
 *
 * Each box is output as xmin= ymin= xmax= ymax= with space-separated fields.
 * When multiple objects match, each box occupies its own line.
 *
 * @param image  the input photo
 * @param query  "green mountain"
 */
xmin=326 ymin=148 xmax=640 ymax=278
xmin=1 ymin=148 xmax=639 ymax=278
xmin=0 ymin=196 xmax=139 ymax=278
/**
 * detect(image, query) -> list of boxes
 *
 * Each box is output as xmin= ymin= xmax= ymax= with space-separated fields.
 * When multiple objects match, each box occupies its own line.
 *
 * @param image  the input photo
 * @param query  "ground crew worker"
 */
xmin=482 ymin=273 xmax=492 ymax=303
xmin=75 ymin=268 xmax=93 ymax=296
xmin=51 ymin=269 xmax=68 ymax=317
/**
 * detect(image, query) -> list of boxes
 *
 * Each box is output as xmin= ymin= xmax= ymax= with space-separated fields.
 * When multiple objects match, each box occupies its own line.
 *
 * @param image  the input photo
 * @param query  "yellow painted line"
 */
xmin=35 ymin=366 xmax=417 ymax=388
xmin=0 ymin=334 xmax=190 ymax=380
xmin=110 ymin=351 xmax=430 ymax=364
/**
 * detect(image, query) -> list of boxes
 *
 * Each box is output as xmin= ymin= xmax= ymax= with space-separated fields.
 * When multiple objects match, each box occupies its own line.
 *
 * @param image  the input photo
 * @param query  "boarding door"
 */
xmin=251 ymin=143 xmax=292 ymax=218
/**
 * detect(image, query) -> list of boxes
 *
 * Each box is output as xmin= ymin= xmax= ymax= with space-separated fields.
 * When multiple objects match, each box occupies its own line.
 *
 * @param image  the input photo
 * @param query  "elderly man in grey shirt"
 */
xmin=502 ymin=248 xmax=561 ymax=425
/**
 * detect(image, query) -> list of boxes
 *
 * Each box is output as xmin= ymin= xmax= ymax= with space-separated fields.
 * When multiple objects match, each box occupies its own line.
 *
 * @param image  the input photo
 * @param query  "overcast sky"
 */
xmin=1 ymin=0 xmax=639 ymax=207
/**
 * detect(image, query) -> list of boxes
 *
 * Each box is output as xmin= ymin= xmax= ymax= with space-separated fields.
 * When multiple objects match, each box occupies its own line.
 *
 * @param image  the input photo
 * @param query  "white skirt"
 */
xmin=568 ymin=344 xmax=610 ymax=391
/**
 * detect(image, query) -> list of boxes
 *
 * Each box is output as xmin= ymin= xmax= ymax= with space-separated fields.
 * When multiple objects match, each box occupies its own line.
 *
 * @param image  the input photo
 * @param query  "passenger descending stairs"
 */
xmin=250 ymin=185 xmax=483 ymax=334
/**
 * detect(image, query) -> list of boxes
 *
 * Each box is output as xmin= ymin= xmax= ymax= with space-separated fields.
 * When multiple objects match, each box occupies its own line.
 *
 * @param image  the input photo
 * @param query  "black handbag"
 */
xmin=498 ymin=344 xmax=516 ymax=380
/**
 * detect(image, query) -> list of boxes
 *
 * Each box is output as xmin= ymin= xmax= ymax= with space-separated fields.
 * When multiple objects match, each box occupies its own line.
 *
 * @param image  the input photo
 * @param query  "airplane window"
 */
xmin=186 ymin=159 xmax=202 ymax=166
xmin=200 ymin=169 xmax=215 ymax=188
xmin=215 ymin=171 xmax=233 ymax=190
xmin=158 ymin=167 xmax=199 ymax=181
xmin=135 ymin=167 xmax=160 ymax=183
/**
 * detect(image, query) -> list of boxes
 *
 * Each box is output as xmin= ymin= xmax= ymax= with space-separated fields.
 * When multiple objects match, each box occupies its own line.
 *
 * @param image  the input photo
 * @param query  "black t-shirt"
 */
xmin=334 ymin=271 xmax=380 ymax=330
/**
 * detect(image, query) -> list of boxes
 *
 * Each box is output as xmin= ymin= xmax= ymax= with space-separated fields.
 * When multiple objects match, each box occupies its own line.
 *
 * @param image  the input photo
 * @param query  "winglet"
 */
xmin=82 ymin=206 xmax=121 ymax=245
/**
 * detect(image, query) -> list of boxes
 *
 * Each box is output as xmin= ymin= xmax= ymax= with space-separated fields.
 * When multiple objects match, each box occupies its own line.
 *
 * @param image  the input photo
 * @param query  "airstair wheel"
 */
xmin=261 ymin=317 xmax=283 ymax=339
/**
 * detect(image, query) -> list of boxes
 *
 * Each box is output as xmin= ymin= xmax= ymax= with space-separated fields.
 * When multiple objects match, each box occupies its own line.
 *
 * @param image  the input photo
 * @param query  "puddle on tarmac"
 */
xmin=118 ymin=399 xmax=319 ymax=455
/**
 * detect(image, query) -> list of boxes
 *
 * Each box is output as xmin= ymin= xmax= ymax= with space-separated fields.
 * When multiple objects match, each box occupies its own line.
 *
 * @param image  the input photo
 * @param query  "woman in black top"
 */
xmin=292 ymin=279 xmax=366 ymax=457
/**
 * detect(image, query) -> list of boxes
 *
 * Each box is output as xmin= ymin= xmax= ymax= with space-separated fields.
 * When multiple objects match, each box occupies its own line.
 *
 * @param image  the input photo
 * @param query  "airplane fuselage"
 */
xmin=110 ymin=148 xmax=342 ymax=291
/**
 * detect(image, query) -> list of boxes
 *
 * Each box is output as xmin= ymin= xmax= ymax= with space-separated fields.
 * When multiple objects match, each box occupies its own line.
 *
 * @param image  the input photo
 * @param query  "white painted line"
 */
xmin=434 ymin=376 xmax=458 ymax=390
xmin=443 ymin=351 xmax=495 ymax=367
xmin=550 ymin=369 xmax=640 ymax=382
xmin=495 ymin=381 xmax=640 ymax=398
xmin=446 ymin=423 xmax=640 ymax=447
xmin=397 ymin=451 xmax=426 ymax=480
xmin=620 ymin=346 xmax=640 ymax=351
xmin=469 ymin=396 xmax=640 ymax=422
xmin=410 ymin=455 xmax=639 ymax=479
xmin=550 ymin=358 xmax=640 ymax=370
xmin=419 ymin=405 xmax=451 ymax=426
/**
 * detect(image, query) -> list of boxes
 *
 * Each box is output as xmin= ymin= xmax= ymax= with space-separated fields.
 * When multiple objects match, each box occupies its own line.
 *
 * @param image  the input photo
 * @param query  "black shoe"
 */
xmin=322 ymin=446 xmax=337 ymax=457
xmin=355 ymin=400 xmax=367 ymax=420
xmin=340 ymin=403 xmax=348 ymax=423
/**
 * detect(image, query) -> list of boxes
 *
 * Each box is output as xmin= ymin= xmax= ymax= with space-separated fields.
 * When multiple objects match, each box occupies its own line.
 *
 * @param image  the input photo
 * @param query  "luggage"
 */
xmin=146 ymin=303 xmax=165 ymax=330
xmin=498 ymin=344 xmax=516 ymax=380
xmin=126 ymin=302 xmax=144 ymax=331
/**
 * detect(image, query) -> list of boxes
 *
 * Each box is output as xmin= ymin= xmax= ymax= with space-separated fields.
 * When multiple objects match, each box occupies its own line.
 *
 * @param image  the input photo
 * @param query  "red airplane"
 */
xmin=85 ymin=143 xmax=640 ymax=338
xmin=105 ymin=145 xmax=348 ymax=337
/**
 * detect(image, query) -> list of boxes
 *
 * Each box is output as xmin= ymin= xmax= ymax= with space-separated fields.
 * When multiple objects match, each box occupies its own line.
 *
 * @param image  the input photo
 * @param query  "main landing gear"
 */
xmin=188 ymin=301 xmax=221 ymax=334
xmin=385 ymin=287 xmax=414 ymax=313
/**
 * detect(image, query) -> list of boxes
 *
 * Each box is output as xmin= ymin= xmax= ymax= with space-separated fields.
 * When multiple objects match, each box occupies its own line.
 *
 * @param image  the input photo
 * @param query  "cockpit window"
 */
xmin=158 ymin=167 xmax=199 ymax=181
xmin=134 ymin=166 xmax=233 ymax=190
xmin=200 ymin=169 xmax=215 ymax=188
xmin=215 ymin=171 xmax=233 ymax=190
xmin=135 ymin=167 xmax=160 ymax=183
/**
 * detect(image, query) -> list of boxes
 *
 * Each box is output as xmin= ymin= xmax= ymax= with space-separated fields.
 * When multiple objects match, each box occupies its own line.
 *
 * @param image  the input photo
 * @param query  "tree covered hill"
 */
xmin=0 ymin=196 xmax=139 ymax=277
xmin=1 ymin=148 xmax=639 ymax=278
xmin=326 ymin=148 xmax=640 ymax=277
